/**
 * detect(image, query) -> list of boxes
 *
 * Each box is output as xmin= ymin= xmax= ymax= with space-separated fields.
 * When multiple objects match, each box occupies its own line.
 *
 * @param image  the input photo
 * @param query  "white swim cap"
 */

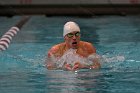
xmin=63 ymin=21 xmax=80 ymax=37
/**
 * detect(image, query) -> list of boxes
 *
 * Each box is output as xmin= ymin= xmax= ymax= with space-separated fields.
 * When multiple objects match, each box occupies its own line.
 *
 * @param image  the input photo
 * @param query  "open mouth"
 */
xmin=72 ymin=42 xmax=77 ymax=44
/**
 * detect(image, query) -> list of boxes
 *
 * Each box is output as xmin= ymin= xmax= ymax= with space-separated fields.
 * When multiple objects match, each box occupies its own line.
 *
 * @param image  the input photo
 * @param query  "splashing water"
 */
xmin=49 ymin=48 xmax=94 ymax=68
xmin=101 ymin=55 xmax=125 ymax=63
xmin=48 ymin=48 xmax=125 ymax=69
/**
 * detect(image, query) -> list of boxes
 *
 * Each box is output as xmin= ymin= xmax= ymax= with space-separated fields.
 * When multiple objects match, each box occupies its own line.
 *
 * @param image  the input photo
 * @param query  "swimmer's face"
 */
xmin=64 ymin=31 xmax=81 ymax=49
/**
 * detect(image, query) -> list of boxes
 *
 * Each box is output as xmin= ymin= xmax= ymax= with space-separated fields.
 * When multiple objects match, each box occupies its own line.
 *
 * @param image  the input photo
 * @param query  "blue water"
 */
xmin=0 ymin=15 xmax=140 ymax=93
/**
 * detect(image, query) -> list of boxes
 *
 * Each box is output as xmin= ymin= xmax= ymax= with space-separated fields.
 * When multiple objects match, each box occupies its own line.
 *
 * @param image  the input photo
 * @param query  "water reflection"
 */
xmin=45 ymin=69 xmax=104 ymax=93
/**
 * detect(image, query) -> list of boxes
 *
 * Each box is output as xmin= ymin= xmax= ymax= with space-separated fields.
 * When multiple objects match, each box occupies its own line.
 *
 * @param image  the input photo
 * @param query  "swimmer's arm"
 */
xmin=45 ymin=56 xmax=57 ymax=70
xmin=62 ymin=63 xmax=73 ymax=71
xmin=46 ymin=63 xmax=56 ymax=70
xmin=87 ymin=43 xmax=101 ymax=69
xmin=72 ymin=62 xmax=89 ymax=70
xmin=90 ymin=57 xmax=101 ymax=69
xmin=45 ymin=47 xmax=59 ymax=70
xmin=63 ymin=62 xmax=88 ymax=71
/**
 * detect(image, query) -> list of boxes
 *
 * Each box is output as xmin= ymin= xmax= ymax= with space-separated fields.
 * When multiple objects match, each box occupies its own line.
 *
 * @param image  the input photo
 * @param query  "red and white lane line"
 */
xmin=0 ymin=27 xmax=19 ymax=51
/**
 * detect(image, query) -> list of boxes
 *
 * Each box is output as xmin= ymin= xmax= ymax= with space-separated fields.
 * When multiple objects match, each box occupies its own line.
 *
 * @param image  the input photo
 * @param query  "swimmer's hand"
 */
xmin=89 ymin=65 xmax=100 ymax=69
xmin=89 ymin=60 xmax=101 ymax=69
xmin=63 ymin=63 xmax=72 ymax=71
xmin=46 ymin=63 xmax=56 ymax=70
xmin=63 ymin=62 xmax=83 ymax=71
xmin=72 ymin=62 xmax=83 ymax=71
xmin=46 ymin=63 xmax=57 ymax=70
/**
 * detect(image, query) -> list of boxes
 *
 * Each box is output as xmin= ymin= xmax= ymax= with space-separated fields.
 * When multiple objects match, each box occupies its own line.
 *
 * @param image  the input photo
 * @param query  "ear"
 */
xmin=64 ymin=36 xmax=66 ymax=41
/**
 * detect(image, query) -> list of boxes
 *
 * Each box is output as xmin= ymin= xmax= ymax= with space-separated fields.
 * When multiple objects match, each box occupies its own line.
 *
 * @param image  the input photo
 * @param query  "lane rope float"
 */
xmin=0 ymin=16 xmax=30 ymax=51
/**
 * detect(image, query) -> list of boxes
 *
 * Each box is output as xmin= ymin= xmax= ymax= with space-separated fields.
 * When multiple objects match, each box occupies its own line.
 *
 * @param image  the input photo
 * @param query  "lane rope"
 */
xmin=0 ymin=16 xmax=30 ymax=51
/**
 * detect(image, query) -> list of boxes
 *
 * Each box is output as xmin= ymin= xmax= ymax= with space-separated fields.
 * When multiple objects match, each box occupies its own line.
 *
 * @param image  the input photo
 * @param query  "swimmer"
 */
xmin=46 ymin=21 xmax=101 ymax=71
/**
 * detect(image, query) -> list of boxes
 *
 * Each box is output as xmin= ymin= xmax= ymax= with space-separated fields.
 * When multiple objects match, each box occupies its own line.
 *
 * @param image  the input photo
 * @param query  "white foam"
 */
xmin=101 ymin=55 xmax=125 ymax=63
xmin=48 ymin=49 xmax=101 ymax=68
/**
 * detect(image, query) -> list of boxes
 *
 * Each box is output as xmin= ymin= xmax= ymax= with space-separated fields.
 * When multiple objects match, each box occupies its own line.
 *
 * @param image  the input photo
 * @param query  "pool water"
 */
xmin=0 ymin=15 xmax=140 ymax=93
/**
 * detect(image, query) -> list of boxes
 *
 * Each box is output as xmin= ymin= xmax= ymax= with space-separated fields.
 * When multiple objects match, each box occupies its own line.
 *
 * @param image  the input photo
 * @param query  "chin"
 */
xmin=72 ymin=47 xmax=77 ymax=49
xmin=71 ymin=45 xmax=78 ymax=49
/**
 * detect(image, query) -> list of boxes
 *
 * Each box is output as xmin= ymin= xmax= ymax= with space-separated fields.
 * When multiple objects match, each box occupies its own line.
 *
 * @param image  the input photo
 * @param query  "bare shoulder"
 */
xmin=48 ymin=42 xmax=65 ymax=54
xmin=80 ymin=41 xmax=94 ymax=47
xmin=80 ymin=41 xmax=96 ymax=53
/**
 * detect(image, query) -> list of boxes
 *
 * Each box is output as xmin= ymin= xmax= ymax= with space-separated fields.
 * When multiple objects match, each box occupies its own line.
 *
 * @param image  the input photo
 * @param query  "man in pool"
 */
xmin=46 ymin=21 xmax=101 ymax=71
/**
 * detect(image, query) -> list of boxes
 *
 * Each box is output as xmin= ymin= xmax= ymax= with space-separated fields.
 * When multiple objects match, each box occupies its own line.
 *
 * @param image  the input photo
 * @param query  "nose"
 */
xmin=72 ymin=35 xmax=76 ymax=40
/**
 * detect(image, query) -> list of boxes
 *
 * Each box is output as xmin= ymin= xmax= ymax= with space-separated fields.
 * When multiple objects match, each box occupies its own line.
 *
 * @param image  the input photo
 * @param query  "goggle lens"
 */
xmin=67 ymin=32 xmax=80 ymax=38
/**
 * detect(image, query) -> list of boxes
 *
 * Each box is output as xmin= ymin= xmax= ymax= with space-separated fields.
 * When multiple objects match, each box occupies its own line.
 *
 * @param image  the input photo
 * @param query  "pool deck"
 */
xmin=0 ymin=4 xmax=140 ymax=16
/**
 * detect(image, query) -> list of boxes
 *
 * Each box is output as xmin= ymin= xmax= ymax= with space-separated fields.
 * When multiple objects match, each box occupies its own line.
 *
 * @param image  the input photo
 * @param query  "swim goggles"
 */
xmin=67 ymin=32 xmax=81 ymax=38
